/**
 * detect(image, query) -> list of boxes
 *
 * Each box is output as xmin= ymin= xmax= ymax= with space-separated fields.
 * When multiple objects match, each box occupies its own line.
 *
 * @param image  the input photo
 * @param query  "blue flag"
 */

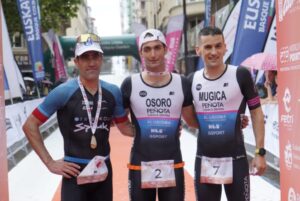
xmin=230 ymin=0 xmax=275 ymax=66
xmin=16 ymin=0 xmax=45 ymax=81
xmin=204 ymin=0 xmax=212 ymax=26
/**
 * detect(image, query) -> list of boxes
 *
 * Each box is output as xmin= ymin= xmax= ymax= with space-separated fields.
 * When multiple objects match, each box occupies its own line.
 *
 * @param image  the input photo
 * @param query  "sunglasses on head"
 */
xmin=77 ymin=33 xmax=101 ymax=44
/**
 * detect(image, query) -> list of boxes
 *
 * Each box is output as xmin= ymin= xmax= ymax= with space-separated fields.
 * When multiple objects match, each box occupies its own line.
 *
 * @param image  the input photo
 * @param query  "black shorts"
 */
xmin=194 ymin=157 xmax=250 ymax=201
xmin=128 ymin=167 xmax=185 ymax=201
xmin=61 ymin=159 xmax=113 ymax=201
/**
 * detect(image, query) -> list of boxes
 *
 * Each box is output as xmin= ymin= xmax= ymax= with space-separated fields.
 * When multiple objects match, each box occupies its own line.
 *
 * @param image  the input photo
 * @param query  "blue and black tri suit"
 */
xmin=189 ymin=65 xmax=261 ymax=201
xmin=32 ymin=78 xmax=128 ymax=201
xmin=121 ymin=73 xmax=193 ymax=201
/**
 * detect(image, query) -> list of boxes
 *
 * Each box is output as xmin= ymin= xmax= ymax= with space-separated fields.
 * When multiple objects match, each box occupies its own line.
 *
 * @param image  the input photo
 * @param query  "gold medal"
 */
xmin=90 ymin=135 xmax=97 ymax=149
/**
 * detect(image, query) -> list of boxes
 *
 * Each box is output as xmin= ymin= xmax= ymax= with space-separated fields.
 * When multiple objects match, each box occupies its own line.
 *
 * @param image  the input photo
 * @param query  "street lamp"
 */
xmin=183 ymin=0 xmax=188 ymax=73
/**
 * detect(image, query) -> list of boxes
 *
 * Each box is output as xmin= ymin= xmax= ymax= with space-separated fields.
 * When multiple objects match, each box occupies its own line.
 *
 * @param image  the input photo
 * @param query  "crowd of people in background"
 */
xmin=255 ymin=70 xmax=278 ymax=104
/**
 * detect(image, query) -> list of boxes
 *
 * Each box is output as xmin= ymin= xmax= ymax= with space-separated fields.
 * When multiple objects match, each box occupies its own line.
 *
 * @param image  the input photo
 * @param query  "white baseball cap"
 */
xmin=75 ymin=33 xmax=103 ymax=57
xmin=139 ymin=29 xmax=167 ymax=50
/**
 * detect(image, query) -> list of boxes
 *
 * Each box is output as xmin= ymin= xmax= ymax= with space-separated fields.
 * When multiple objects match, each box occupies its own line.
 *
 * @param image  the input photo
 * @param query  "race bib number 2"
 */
xmin=200 ymin=156 xmax=233 ymax=184
xmin=141 ymin=160 xmax=176 ymax=189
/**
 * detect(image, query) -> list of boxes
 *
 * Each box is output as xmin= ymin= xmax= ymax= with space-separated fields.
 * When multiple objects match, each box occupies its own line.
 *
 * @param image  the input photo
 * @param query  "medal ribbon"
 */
xmin=77 ymin=77 xmax=102 ymax=135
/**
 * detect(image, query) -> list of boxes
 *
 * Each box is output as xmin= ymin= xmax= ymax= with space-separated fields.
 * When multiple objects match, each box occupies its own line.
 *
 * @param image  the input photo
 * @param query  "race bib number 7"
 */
xmin=200 ymin=156 xmax=233 ymax=184
xmin=141 ymin=160 xmax=176 ymax=189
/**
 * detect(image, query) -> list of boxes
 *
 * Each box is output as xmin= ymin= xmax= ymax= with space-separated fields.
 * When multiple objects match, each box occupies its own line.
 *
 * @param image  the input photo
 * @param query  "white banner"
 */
xmin=5 ymin=98 xmax=43 ymax=148
xmin=222 ymin=0 xmax=242 ymax=62
xmin=243 ymin=104 xmax=279 ymax=157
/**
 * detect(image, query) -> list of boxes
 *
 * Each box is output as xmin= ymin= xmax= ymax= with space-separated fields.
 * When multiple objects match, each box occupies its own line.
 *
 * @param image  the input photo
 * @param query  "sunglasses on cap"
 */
xmin=76 ymin=33 xmax=101 ymax=44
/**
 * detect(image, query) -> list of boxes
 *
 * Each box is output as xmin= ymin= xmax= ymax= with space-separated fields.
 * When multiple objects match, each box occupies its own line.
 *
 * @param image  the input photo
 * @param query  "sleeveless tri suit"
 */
xmin=121 ymin=73 xmax=192 ymax=201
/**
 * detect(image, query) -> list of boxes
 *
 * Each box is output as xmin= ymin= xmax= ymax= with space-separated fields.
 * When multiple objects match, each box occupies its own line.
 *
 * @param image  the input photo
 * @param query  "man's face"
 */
xmin=74 ymin=51 xmax=103 ymax=81
xmin=139 ymin=40 xmax=167 ymax=70
xmin=195 ymin=34 xmax=226 ymax=69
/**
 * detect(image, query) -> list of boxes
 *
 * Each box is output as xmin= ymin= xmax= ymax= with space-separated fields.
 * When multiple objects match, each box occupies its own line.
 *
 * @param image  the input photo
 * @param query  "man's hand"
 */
xmin=241 ymin=114 xmax=249 ymax=129
xmin=46 ymin=159 xmax=81 ymax=178
xmin=250 ymin=156 xmax=267 ymax=176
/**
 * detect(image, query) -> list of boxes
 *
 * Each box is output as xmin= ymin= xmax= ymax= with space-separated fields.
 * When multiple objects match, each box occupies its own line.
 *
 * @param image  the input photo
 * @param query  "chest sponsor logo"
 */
xmin=74 ymin=122 xmax=109 ymax=133
xmin=199 ymin=91 xmax=227 ymax=110
xmin=140 ymin=90 xmax=147 ymax=97
xmin=145 ymin=98 xmax=171 ymax=116
xmin=196 ymin=84 xmax=202 ymax=91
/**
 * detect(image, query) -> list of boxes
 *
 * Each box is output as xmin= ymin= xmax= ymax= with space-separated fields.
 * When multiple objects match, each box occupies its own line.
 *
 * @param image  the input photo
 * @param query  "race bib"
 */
xmin=77 ymin=156 xmax=108 ymax=185
xmin=200 ymin=156 xmax=233 ymax=184
xmin=141 ymin=160 xmax=176 ymax=189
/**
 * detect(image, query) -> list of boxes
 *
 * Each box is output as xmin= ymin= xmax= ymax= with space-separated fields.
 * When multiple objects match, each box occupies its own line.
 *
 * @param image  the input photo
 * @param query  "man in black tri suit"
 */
xmin=22 ymin=33 xmax=134 ymax=201
xmin=189 ymin=26 xmax=267 ymax=201
xmin=121 ymin=29 xmax=199 ymax=201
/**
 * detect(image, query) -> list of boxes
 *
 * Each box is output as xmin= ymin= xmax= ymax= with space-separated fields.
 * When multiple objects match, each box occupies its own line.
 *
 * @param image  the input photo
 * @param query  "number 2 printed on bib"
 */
xmin=141 ymin=160 xmax=176 ymax=189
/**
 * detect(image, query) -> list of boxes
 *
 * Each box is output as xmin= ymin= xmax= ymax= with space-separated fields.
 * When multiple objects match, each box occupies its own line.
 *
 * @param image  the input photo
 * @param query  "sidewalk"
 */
xmin=8 ymin=128 xmax=280 ymax=201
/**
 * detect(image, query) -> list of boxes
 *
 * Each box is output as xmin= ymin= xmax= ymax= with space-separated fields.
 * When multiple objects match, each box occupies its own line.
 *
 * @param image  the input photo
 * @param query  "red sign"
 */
xmin=0 ymin=2 xmax=9 ymax=200
xmin=277 ymin=0 xmax=300 ymax=200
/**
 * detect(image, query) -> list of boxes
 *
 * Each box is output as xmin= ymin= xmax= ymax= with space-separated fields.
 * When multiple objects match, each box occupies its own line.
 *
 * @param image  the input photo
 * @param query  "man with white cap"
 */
xmin=121 ymin=29 xmax=199 ymax=201
xmin=23 ymin=33 xmax=134 ymax=201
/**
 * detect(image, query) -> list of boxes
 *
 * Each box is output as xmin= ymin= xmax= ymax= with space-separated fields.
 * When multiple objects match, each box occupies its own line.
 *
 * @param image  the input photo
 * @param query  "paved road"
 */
xmin=8 ymin=128 xmax=280 ymax=201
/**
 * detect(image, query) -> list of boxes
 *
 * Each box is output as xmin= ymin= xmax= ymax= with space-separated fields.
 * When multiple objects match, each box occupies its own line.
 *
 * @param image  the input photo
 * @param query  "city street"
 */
xmin=8 ymin=127 xmax=280 ymax=201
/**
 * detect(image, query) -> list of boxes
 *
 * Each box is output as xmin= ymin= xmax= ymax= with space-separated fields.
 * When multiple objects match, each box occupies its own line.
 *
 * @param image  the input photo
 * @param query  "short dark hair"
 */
xmin=198 ymin=26 xmax=224 ymax=44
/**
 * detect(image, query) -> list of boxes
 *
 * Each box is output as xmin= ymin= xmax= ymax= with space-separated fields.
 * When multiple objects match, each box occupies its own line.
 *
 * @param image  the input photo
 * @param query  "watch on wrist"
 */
xmin=255 ymin=148 xmax=266 ymax=156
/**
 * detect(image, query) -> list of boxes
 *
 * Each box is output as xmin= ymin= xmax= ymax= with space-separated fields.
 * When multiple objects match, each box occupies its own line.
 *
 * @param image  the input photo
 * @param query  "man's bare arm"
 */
xmin=23 ymin=115 xmax=80 ymax=177
xmin=249 ymin=106 xmax=267 ymax=176
xmin=181 ymin=105 xmax=199 ymax=129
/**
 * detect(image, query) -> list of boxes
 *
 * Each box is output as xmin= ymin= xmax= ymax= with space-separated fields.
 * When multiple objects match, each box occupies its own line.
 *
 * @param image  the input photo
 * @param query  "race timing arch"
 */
xmin=59 ymin=34 xmax=140 ymax=61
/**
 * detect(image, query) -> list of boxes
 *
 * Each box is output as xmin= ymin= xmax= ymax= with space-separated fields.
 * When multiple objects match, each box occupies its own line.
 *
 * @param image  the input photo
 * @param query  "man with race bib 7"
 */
xmin=189 ymin=26 xmax=267 ymax=201
xmin=121 ymin=29 xmax=199 ymax=201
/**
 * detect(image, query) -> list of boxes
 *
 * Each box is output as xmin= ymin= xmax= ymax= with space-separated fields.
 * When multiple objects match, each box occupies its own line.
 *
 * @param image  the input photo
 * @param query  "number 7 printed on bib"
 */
xmin=200 ymin=156 xmax=233 ymax=184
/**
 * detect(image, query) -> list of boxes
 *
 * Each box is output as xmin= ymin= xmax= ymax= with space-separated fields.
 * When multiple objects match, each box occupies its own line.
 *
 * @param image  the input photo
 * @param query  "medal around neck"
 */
xmin=90 ymin=135 xmax=97 ymax=149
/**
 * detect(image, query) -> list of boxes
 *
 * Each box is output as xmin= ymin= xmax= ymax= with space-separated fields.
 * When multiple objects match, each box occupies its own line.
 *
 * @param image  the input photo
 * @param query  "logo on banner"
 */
xmin=285 ymin=141 xmax=293 ymax=170
xmin=288 ymin=187 xmax=300 ymax=201
xmin=280 ymin=46 xmax=290 ymax=64
xmin=281 ymin=88 xmax=294 ymax=129
xmin=278 ymin=0 xmax=296 ymax=22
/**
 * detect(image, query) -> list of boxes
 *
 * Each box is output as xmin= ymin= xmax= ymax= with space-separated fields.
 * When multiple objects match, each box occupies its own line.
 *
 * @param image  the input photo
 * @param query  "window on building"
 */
xmin=12 ymin=32 xmax=23 ymax=48
xmin=141 ymin=1 xmax=145 ymax=9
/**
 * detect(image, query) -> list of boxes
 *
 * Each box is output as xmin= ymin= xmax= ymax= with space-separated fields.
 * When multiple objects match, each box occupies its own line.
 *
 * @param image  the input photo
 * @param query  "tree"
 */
xmin=2 ymin=0 xmax=81 ymax=36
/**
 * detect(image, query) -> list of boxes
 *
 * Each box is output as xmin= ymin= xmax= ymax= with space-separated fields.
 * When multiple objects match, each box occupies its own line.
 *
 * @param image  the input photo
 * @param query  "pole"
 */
xmin=183 ymin=0 xmax=188 ymax=74
xmin=153 ymin=0 xmax=157 ymax=28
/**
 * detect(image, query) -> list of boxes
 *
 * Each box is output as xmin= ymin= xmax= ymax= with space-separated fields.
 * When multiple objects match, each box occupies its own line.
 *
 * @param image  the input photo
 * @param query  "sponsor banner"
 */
xmin=223 ymin=0 xmax=242 ymax=62
xmin=231 ymin=0 xmax=275 ymax=66
xmin=0 ymin=3 xmax=9 ymax=200
xmin=214 ymin=2 xmax=234 ymax=29
xmin=204 ymin=0 xmax=212 ymax=26
xmin=276 ymin=0 xmax=300 ymax=200
xmin=165 ymin=15 xmax=184 ymax=72
xmin=264 ymin=15 xmax=277 ymax=54
xmin=45 ymin=30 xmax=67 ymax=80
xmin=243 ymin=104 xmax=279 ymax=158
xmin=2 ymin=10 xmax=24 ymax=100
xmin=17 ymin=0 xmax=45 ymax=81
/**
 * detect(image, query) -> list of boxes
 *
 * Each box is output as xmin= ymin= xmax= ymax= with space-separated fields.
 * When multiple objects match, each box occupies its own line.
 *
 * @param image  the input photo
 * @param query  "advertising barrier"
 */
xmin=276 ymin=1 xmax=300 ymax=200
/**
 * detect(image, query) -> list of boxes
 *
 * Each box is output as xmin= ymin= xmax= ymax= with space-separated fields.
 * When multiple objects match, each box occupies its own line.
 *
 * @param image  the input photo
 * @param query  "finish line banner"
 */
xmin=231 ymin=0 xmax=275 ymax=66
xmin=17 ymin=0 xmax=45 ymax=81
